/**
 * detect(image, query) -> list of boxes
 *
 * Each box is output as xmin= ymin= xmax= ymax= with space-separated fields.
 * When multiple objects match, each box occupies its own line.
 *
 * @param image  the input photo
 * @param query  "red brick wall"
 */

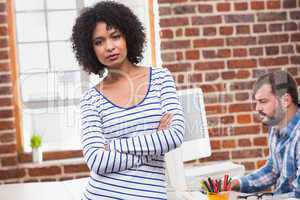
xmin=0 ymin=0 xmax=21 ymax=184
xmin=158 ymin=0 xmax=300 ymax=171
xmin=0 ymin=0 xmax=299 ymax=184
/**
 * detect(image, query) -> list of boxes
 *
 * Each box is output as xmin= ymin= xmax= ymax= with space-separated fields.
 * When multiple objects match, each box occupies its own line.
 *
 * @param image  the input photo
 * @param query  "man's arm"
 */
xmin=233 ymin=157 xmax=279 ymax=193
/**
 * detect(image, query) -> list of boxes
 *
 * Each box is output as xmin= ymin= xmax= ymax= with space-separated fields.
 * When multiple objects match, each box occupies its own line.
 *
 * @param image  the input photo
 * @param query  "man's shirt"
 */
xmin=240 ymin=108 xmax=300 ymax=198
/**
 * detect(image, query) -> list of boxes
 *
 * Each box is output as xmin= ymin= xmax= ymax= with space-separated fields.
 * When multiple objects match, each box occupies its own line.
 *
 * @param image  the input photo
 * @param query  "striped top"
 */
xmin=80 ymin=67 xmax=185 ymax=200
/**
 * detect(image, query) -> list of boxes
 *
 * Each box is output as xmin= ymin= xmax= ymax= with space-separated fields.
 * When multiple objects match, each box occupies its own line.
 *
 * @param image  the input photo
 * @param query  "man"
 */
xmin=231 ymin=70 xmax=300 ymax=198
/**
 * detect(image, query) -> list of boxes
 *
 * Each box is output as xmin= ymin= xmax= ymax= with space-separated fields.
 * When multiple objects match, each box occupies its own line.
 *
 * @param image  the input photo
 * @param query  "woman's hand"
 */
xmin=158 ymin=112 xmax=173 ymax=130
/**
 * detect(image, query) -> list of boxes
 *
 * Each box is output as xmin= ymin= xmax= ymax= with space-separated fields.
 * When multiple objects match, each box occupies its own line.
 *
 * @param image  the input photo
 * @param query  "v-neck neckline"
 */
xmin=94 ymin=67 xmax=152 ymax=110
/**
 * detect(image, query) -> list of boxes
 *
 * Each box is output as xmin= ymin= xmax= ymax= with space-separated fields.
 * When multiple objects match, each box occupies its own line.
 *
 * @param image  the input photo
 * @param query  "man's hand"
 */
xmin=230 ymin=179 xmax=241 ymax=191
xmin=158 ymin=112 xmax=173 ymax=130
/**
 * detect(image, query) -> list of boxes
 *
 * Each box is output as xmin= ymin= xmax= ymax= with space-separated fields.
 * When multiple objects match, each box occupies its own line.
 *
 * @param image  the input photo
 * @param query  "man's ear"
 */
xmin=280 ymin=93 xmax=292 ymax=108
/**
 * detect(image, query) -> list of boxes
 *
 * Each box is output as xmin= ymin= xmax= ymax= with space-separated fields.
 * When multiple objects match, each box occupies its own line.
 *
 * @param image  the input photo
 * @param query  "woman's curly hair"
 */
xmin=71 ymin=1 xmax=146 ymax=75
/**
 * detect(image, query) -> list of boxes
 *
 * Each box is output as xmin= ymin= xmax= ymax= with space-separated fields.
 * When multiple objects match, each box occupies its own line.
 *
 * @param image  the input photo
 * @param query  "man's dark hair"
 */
xmin=253 ymin=70 xmax=299 ymax=106
xmin=71 ymin=1 xmax=145 ymax=75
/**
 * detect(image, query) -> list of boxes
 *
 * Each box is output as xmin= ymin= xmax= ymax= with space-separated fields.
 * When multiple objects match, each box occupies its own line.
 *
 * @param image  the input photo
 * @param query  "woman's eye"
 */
xmin=94 ymin=40 xmax=103 ymax=46
xmin=112 ymin=34 xmax=121 ymax=39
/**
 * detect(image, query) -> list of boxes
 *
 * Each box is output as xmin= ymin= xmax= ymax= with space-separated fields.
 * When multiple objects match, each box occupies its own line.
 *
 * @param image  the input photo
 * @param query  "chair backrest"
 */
xmin=165 ymin=88 xmax=211 ymax=190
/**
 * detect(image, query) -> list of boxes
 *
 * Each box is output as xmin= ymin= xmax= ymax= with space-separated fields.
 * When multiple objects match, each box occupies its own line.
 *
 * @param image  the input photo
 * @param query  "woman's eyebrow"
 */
xmin=93 ymin=36 xmax=104 ymax=41
xmin=109 ymin=29 xmax=120 ymax=35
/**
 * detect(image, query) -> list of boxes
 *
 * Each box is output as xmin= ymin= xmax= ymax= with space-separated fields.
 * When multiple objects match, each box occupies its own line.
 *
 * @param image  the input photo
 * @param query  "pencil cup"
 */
xmin=207 ymin=192 xmax=229 ymax=200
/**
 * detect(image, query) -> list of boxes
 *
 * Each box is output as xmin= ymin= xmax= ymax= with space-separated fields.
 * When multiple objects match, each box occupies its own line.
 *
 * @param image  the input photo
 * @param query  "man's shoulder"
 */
xmin=293 ymin=119 xmax=300 ymax=136
xmin=294 ymin=126 xmax=300 ymax=139
xmin=291 ymin=125 xmax=300 ymax=153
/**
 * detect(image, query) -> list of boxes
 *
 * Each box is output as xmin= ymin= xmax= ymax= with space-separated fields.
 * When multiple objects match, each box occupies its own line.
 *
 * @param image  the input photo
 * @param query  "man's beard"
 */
xmin=257 ymin=106 xmax=286 ymax=126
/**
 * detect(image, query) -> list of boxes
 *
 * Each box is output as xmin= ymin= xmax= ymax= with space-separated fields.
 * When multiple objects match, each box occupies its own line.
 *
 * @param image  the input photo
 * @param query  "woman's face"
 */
xmin=92 ymin=22 xmax=128 ymax=68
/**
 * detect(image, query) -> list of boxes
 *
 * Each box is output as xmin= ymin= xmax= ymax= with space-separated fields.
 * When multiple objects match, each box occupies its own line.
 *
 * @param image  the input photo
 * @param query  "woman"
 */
xmin=71 ymin=1 xmax=185 ymax=199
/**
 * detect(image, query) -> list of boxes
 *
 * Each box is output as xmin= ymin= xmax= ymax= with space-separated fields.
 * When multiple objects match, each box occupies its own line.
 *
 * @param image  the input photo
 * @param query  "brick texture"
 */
xmin=159 ymin=0 xmax=300 ymax=173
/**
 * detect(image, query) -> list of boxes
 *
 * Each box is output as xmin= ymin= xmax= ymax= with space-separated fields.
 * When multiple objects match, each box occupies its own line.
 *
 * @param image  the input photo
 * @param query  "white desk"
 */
xmin=0 ymin=179 xmax=208 ymax=200
xmin=0 ymin=181 xmax=79 ymax=200
xmin=167 ymin=190 xmax=241 ymax=200
xmin=0 ymin=179 xmax=297 ymax=200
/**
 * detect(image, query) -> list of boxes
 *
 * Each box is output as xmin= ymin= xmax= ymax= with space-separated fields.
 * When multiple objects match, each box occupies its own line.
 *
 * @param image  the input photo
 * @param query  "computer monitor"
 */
xmin=176 ymin=88 xmax=211 ymax=162
xmin=165 ymin=88 xmax=211 ymax=190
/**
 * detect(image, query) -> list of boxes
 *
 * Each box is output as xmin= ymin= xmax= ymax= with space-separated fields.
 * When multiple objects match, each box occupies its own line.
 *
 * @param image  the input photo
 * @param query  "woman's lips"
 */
xmin=106 ymin=54 xmax=119 ymax=61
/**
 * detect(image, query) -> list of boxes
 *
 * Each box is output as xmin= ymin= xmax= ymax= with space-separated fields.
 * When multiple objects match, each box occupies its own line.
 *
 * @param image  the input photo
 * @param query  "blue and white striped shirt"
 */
xmin=240 ymin=108 xmax=300 ymax=198
xmin=80 ymin=68 xmax=184 ymax=200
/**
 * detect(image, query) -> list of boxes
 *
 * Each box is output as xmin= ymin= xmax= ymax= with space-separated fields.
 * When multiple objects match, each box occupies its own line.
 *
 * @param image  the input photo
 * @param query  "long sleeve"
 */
xmin=80 ymin=96 xmax=143 ymax=175
xmin=240 ymin=156 xmax=279 ymax=193
xmin=292 ymin=141 xmax=300 ymax=198
xmin=240 ymin=129 xmax=280 ymax=193
xmin=109 ymin=69 xmax=185 ymax=156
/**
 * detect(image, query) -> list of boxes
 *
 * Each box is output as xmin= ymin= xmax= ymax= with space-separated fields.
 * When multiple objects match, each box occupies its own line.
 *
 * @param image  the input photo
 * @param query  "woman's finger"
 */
xmin=162 ymin=113 xmax=172 ymax=124
xmin=159 ymin=113 xmax=171 ymax=125
xmin=164 ymin=114 xmax=173 ymax=128
xmin=158 ymin=113 xmax=173 ymax=130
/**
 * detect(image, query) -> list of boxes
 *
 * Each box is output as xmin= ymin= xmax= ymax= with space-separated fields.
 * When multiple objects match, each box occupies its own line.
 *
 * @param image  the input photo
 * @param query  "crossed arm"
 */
xmin=108 ymin=70 xmax=185 ymax=156
xmin=80 ymin=101 xmax=144 ymax=175
xmin=80 ymin=69 xmax=185 ymax=175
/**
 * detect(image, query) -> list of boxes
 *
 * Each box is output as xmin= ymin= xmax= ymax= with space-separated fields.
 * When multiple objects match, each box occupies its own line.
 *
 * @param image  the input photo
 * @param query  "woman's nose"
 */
xmin=106 ymin=39 xmax=115 ymax=51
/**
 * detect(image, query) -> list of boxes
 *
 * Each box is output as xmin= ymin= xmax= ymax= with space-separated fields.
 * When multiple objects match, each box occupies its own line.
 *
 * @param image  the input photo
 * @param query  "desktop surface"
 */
xmin=0 ymin=179 xmax=297 ymax=200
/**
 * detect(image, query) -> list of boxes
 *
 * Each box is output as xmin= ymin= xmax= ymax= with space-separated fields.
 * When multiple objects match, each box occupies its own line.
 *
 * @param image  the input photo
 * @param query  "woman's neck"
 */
xmin=105 ymin=62 xmax=138 ymax=83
